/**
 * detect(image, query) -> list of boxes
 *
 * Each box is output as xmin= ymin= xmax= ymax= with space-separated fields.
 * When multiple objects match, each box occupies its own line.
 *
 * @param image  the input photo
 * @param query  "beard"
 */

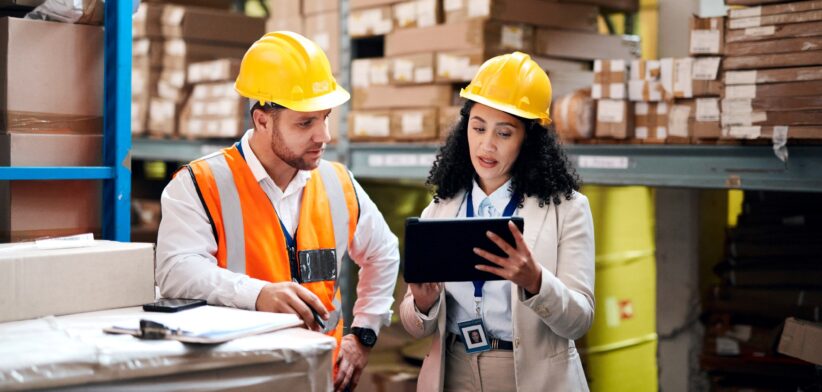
xmin=269 ymin=123 xmax=324 ymax=171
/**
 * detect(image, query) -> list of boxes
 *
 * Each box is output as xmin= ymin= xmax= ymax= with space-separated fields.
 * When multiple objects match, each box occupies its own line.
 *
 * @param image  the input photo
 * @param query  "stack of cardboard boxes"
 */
xmin=348 ymin=0 xmax=639 ymax=142
xmin=178 ymin=59 xmax=249 ymax=139
xmin=0 ymin=17 xmax=104 ymax=242
xmin=722 ymin=0 xmax=822 ymax=141
xmin=133 ymin=2 xmax=264 ymax=139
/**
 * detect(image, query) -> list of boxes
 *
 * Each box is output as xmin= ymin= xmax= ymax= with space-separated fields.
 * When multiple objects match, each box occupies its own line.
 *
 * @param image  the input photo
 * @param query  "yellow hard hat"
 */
xmin=235 ymin=31 xmax=350 ymax=112
xmin=460 ymin=52 xmax=552 ymax=126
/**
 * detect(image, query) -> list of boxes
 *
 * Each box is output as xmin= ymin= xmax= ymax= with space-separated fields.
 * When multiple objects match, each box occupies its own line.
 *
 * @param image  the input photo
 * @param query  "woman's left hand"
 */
xmin=474 ymin=220 xmax=543 ymax=295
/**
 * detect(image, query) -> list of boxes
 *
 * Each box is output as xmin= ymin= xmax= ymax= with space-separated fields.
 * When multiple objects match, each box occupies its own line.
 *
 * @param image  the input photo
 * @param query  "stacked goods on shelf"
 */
xmin=690 ymin=15 xmax=725 ymax=142
xmin=178 ymin=59 xmax=250 ymax=139
xmin=133 ymin=2 xmax=264 ymax=139
xmin=0 ymin=18 xmax=103 ymax=242
xmin=722 ymin=0 xmax=822 ymax=141
xmin=593 ymin=59 xmax=633 ymax=140
xmin=132 ymin=3 xmax=163 ymax=136
xmin=552 ymin=88 xmax=595 ymax=142
xmin=701 ymin=191 xmax=822 ymax=390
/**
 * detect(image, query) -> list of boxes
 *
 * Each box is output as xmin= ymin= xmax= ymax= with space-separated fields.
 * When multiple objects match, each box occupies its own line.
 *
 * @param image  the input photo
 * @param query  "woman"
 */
xmin=399 ymin=52 xmax=595 ymax=392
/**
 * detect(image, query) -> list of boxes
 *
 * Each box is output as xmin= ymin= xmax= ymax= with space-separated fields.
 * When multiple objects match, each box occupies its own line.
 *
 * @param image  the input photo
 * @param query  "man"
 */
xmin=155 ymin=32 xmax=400 ymax=392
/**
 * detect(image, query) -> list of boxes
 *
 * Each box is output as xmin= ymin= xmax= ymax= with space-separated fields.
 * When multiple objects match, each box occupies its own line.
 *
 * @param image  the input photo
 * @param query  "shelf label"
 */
xmin=367 ymin=153 xmax=436 ymax=168
xmin=577 ymin=155 xmax=630 ymax=169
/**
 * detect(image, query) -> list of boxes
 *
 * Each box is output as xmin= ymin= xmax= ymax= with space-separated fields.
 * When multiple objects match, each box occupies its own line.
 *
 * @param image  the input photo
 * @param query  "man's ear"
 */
xmin=252 ymin=109 xmax=270 ymax=132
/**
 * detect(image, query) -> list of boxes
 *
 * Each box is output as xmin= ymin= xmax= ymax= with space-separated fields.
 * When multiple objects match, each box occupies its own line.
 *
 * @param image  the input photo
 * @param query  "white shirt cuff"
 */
xmin=352 ymin=312 xmax=391 ymax=335
xmin=236 ymin=277 xmax=269 ymax=311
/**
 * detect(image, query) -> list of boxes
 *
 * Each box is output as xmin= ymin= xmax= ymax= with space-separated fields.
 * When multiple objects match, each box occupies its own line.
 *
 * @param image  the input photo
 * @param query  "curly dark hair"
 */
xmin=427 ymin=100 xmax=580 ymax=207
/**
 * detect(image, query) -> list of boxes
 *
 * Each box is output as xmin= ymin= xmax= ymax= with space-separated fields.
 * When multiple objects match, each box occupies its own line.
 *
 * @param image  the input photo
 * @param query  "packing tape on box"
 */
xmin=468 ymin=0 xmax=490 ymax=17
xmin=696 ymin=98 xmax=720 ymax=122
xmin=401 ymin=112 xmax=425 ymax=135
xmin=4 ymin=112 xmax=103 ymax=134
xmin=727 ymin=125 xmax=761 ymax=139
xmin=730 ymin=16 xmax=762 ymax=29
xmin=745 ymin=26 xmax=775 ymax=37
xmin=726 ymin=85 xmax=757 ymax=99
xmin=721 ymin=111 xmax=767 ymax=126
xmin=725 ymin=70 xmax=757 ymax=85
xmin=693 ymin=57 xmax=720 ymax=81
xmin=730 ymin=6 xmax=762 ymax=18
xmin=690 ymin=30 xmax=721 ymax=54
xmin=630 ymin=59 xmax=659 ymax=80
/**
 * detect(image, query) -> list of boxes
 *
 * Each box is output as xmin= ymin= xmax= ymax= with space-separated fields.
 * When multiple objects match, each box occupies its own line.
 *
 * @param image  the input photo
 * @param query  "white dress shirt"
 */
xmin=155 ymin=129 xmax=400 ymax=333
xmin=443 ymin=179 xmax=515 ymax=341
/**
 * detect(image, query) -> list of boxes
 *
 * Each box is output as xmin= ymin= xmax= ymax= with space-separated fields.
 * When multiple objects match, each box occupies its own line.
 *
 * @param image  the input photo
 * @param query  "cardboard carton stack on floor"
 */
xmin=722 ymin=0 xmax=822 ymax=141
xmin=0 ymin=17 xmax=104 ymax=242
xmin=134 ymin=3 xmax=264 ymax=139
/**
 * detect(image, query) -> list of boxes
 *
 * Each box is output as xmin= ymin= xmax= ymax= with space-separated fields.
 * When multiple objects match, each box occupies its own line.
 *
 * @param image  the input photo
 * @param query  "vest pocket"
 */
xmin=297 ymin=248 xmax=338 ymax=283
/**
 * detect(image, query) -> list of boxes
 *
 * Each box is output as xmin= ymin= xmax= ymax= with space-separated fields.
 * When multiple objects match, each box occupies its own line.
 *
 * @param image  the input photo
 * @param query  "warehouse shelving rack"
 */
xmin=0 ymin=2 xmax=132 ymax=241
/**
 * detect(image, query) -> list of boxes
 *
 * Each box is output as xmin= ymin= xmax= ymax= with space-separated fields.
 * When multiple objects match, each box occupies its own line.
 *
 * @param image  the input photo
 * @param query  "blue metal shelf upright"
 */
xmin=0 ymin=2 xmax=132 ymax=241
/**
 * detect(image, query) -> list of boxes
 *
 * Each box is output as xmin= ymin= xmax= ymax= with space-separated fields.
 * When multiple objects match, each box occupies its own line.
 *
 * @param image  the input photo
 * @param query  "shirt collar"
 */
xmin=470 ymin=178 xmax=513 ymax=216
xmin=241 ymin=129 xmax=312 ymax=190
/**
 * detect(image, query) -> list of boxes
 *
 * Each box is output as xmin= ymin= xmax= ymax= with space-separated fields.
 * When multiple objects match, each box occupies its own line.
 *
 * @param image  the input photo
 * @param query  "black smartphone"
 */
xmin=143 ymin=298 xmax=207 ymax=313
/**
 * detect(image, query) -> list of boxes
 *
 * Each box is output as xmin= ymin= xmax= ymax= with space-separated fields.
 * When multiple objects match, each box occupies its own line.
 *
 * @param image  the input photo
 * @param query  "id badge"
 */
xmin=457 ymin=319 xmax=491 ymax=354
xmin=297 ymin=248 xmax=337 ymax=283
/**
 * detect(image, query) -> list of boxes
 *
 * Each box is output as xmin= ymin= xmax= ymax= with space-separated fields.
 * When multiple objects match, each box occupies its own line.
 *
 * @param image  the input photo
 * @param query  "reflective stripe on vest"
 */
xmin=184 ymin=145 xmax=359 ymax=339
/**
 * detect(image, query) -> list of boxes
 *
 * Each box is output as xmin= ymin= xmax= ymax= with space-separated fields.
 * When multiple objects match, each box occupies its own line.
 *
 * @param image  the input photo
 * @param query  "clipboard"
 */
xmin=403 ymin=216 xmax=525 ymax=283
xmin=103 ymin=305 xmax=303 ymax=344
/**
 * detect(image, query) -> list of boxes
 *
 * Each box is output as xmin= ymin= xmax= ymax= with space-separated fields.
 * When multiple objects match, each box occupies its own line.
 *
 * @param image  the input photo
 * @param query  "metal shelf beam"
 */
xmin=0 ymin=167 xmax=114 ymax=181
xmin=132 ymin=138 xmax=341 ymax=164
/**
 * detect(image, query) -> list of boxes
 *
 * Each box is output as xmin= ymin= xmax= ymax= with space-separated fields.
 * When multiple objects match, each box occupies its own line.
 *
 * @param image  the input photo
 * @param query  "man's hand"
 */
xmin=255 ymin=282 xmax=329 ymax=332
xmin=334 ymin=334 xmax=371 ymax=392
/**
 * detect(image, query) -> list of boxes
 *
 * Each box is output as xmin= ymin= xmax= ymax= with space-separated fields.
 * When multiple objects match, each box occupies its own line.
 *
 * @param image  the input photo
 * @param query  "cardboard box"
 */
xmin=162 ymin=39 xmax=248 ymax=71
xmin=353 ymin=84 xmax=454 ymax=110
xmin=149 ymin=98 xmax=181 ymax=137
xmin=729 ymin=0 xmax=822 ymax=19
xmin=349 ymin=6 xmax=393 ymax=38
xmin=304 ymin=0 xmax=338 ymax=15
xmin=661 ymin=58 xmax=720 ymax=99
xmin=558 ymin=0 xmax=638 ymax=12
xmin=391 ymin=52 xmax=436 ymax=84
xmin=351 ymin=0 xmax=404 ymax=9
xmin=628 ymin=80 xmax=665 ymax=101
xmin=267 ymin=0 xmax=301 ymax=17
xmin=693 ymin=97 xmax=721 ymax=139
xmin=724 ymin=125 xmax=822 ymax=139
xmin=305 ymin=11 xmax=340 ymax=74
xmin=778 ymin=318 xmax=822 ymax=366
xmin=535 ymin=29 xmax=639 ymax=61
xmin=728 ymin=9 xmax=822 ymax=30
xmin=535 ymin=56 xmax=592 ymax=72
xmin=724 ymin=65 xmax=822 ymax=85
xmin=592 ymin=59 xmax=626 ymax=99
xmin=391 ymin=107 xmax=438 ymax=140
xmin=444 ymin=0 xmax=598 ymax=32
xmin=0 ymin=241 xmax=155 ymax=323
xmin=595 ymin=99 xmax=633 ymax=139
xmin=385 ymin=19 xmax=533 ymax=56
xmin=435 ymin=50 xmax=482 ymax=83
xmin=179 ymin=82 xmax=248 ymax=139
xmin=352 ymin=58 xmax=392 ymax=89
xmin=667 ymin=101 xmax=694 ymax=142
xmin=545 ymin=70 xmax=595 ymax=98
xmin=266 ymin=15 xmax=303 ymax=34
xmin=438 ymin=105 xmax=462 ymax=140
xmin=0 ymin=133 xmax=102 ymax=242
xmin=0 ymin=18 xmax=102 ymax=134
xmin=634 ymin=102 xmax=669 ymax=143
xmin=393 ymin=0 xmax=441 ymax=29
xmin=722 ymin=95 xmax=822 ymax=112
xmin=348 ymin=110 xmax=392 ymax=141
xmin=133 ymin=38 xmax=164 ymax=70
xmin=133 ymin=2 xmax=164 ymax=39
xmin=689 ymin=16 xmax=724 ymax=56
xmin=161 ymin=5 xmax=265 ymax=46
xmin=187 ymin=58 xmax=241 ymax=84
xmin=721 ymin=109 xmax=822 ymax=127
xmin=726 ymin=36 xmax=822 ymax=56
xmin=724 ymin=80 xmax=822 ymax=98
xmin=725 ymin=20 xmax=822 ymax=43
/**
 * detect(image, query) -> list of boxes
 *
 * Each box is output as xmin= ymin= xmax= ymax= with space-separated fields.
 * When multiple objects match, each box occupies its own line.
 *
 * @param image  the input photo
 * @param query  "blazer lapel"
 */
xmin=517 ymin=196 xmax=549 ymax=250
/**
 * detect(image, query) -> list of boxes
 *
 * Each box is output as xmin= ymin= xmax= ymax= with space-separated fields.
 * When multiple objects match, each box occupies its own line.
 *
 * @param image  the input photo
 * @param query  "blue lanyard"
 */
xmin=466 ymin=190 xmax=520 ymax=298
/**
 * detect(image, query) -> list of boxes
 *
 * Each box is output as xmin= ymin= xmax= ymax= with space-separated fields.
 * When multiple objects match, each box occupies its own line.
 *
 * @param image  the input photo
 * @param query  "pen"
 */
xmin=311 ymin=307 xmax=326 ymax=330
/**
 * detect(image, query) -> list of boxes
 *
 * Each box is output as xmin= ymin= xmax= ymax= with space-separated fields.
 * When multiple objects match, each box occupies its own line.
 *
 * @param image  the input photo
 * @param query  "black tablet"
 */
xmin=403 ymin=216 xmax=525 ymax=283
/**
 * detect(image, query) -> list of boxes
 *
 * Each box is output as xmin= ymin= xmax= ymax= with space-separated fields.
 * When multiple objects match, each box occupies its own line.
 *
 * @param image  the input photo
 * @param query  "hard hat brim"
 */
xmin=460 ymin=89 xmax=552 ymax=126
xmin=271 ymin=85 xmax=351 ymax=113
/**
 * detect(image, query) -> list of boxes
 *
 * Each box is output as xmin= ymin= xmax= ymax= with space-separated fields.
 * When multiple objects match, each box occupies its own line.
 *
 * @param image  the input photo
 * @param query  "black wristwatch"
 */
xmin=350 ymin=327 xmax=378 ymax=348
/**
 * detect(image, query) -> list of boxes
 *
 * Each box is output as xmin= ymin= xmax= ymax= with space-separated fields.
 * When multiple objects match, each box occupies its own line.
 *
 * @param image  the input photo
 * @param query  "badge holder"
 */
xmin=457 ymin=319 xmax=491 ymax=354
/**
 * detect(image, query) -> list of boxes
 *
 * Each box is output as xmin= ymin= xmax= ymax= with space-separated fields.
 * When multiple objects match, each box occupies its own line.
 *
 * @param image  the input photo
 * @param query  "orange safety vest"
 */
xmin=183 ymin=143 xmax=359 ymax=363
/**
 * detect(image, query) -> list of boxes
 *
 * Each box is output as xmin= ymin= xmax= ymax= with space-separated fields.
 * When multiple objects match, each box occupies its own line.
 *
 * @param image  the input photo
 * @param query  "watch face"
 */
xmin=356 ymin=328 xmax=377 ymax=347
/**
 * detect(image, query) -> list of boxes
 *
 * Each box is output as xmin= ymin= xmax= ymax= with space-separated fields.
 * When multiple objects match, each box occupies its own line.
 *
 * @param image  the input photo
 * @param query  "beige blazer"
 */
xmin=400 ymin=191 xmax=595 ymax=392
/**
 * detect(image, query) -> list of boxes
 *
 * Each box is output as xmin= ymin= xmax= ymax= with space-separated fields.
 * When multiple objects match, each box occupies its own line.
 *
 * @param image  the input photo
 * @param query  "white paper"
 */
xmin=370 ymin=62 xmax=390 ymax=85
xmin=745 ymin=26 xmax=775 ymax=37
xmin=716 ymin=337 xmax=741 ymax=356
xmin=417 ymin=0 xmax=437 ymax=27
xmin=730 ymin=6 xmax=761 ymax=19
xmin=696 ymin=98 xmax=720 ymax=122
xmin=401 ymin=112 xmax=424 ymax=134
xmin=354 ymin=114 xmax=390 ymax=137
xmin=501 ymin=25 xmax=524 ymax=50
xmin=597 ymin=100 xmax=625 ymax=123
xmin=730 ymin=16 xmax=762 ymax=29
xmin=609 ymin=84 xmax=626 ymax=100
xmin=722 ymin=99 xmax=753 ymax=114
xmin=467 ymin=0 xmax=490 ymax=17
xmin=669 ymin=105 xmax=691 ymax=138
xmin=392 ymin=59 xmax=413 ymax=82
xmin=726 ymin=85 xmax=757 ymax=99
xmin=725 ymin=70 xmax=757 ymax=85
xmin=674 ymin=58 xmax=693 ymax=98
xmin=352 ymin=60 xmax=370 ymax=88
xmin=728 ymin=126 xmax=761 ymax=139
xmin=635 ymin=126 xmax=648 ymax=139
xmin=444 ymin=0 xmax=463 ymax=12
xmin=393 ymin=2 xmax=416 ymax=28
xmin=165 ymin=6 xmax=185 ymax=25
xmin=722 ymin=112 xmax=767 ymax=126
xmin=690 ymin=30 xmax=721 ymax=54
xmin=415 ymin=67 xmax=434 ymax=83
xmin=692 ymin=57 xmax=721 ymax=80
xmin=635 ymin=102 xmax=649 ymax=116
xmin=772 ymin=125 xmax=789 ymax=162
xmin=578 ymin=156 xmax=629 ymax=169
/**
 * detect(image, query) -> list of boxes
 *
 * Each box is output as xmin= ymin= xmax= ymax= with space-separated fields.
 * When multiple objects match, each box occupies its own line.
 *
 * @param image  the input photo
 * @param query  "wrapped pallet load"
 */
xmin=552 ymin=88 xmax=595 ymax=142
